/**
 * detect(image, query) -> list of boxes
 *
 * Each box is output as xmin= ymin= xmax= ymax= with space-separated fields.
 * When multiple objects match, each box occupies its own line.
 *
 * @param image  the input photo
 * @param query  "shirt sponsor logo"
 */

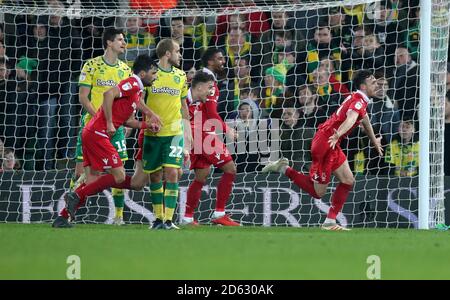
xmin=97 ymin=79 xmax=117 ymax=86
xmin=151 ymin=86 xmax=180 ymax=96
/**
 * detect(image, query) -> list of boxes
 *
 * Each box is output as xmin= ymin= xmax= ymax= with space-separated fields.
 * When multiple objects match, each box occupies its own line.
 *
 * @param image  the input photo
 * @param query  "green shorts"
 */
xmin=142 ymin=135 xmax=184 ymax=173
xmin=75 ymin=116 xmax=128 ymax=162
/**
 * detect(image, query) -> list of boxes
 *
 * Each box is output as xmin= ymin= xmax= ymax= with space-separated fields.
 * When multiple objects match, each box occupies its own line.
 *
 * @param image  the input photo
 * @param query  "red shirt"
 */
xmin=86 ymin=75 xmax=143 ymax=135
xmin=318 ymin=90 xmax=369 ymax=141
xmin=187 ymin=69 xmax=230 ymax=137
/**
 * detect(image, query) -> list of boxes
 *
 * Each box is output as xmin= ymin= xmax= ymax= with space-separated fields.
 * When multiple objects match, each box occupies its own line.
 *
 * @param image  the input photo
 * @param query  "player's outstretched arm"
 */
xmin=103 ymin=86 xmax=121 ymax=137
xmin=361 ymin=115 xmax=384 ymax=156
xmin=328 ymin=110 xmax=359 ymax=149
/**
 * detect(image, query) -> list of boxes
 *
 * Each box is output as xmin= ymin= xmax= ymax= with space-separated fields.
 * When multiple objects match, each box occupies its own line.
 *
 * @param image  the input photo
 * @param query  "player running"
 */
xmin=262 ymin=70 xmax=383 ymax=231
xmin=182 ymin=49 xmax=240 ymax=226
xmin=52 ymin=54 xmax=161 ymax=228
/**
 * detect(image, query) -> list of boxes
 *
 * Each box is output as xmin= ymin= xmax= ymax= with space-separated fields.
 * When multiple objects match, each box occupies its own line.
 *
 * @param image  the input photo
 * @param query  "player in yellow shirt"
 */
xmin=143 ymin=39 xmax=191 ymax=230
xmin=74 ymin=28 xmax=132 ymax=225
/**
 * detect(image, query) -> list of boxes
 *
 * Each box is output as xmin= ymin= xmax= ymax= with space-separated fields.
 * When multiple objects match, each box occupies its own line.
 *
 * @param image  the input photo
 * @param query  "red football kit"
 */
xmin=83 ymin=75 xmax=143 ymax=171
xmin=187 ymin=68 xmax=232 ymax=170
xmin=309 ymin=90 xmax=369 ymax=184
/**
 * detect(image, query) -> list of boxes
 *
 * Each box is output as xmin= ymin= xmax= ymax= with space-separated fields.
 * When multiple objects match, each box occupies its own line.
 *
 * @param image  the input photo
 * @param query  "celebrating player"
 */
xmin=143 ymin=39 xmax=191 ymax=230
xmin=72 ymin=28 xmax=132 ymax=225
xmin=182 ymin=49 xmax=240 ymax=226
xmin=262 ymin=70 xmax=383 ymax=230
xmin=52 ymin=55 xmax=161 ymax=228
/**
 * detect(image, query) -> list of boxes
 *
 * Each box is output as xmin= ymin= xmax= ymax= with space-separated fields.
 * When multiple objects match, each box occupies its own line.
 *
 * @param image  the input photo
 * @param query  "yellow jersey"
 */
xmin=78 ymin=56 xmax=132 ymax=123
xmin=144 ymin=66 xmax=188 ymax=137
xmin=385 ymin=139 xmax=420 ymax=177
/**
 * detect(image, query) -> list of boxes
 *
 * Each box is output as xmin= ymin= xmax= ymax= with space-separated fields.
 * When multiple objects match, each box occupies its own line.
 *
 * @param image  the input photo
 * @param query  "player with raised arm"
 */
xmin=182 ymin=49 xmax=240 ymax=226
xmin=71 ymin=28 xmax=132 ymax=225
xmin=262 ymin=70 xmax=383 ymax=230
xmin=52 ymin=55 xmax=161 ymax=228
xmin=143 ymin=39 xmax=191 ymax=230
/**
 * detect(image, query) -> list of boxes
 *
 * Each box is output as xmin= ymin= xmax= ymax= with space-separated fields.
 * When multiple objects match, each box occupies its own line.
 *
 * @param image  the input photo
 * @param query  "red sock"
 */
xmin=285 ymin=167 xmax=320 ymax=199
xmin=185 ymin=180 xmax=205 ymax=217
xmin=76 ymin=174 xmax=119 ymax=200
xmin=215 ymin=172 xmax=235 ymax=212
xmin=327 ymin=183 xmax=353 ymax=219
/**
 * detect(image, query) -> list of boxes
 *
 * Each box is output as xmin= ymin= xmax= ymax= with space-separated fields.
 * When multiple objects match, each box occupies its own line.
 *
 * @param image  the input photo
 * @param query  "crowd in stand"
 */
xmin=0 ymin=0 xmax=449 ymax=176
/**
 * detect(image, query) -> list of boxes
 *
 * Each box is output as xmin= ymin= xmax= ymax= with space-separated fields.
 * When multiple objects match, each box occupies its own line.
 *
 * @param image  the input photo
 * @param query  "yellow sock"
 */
xmin=164 ymin=207 xmax=175 ymax=222
xmin=153 ymin=204 xmax=164 ymax=220
xmin=115 ymin=207 xmax=123 ymax=218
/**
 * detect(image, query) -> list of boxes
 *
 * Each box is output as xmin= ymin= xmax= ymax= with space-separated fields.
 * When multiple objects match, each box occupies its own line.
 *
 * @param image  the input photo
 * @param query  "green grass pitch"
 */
xmin=1 ymin=223 xmax=450 ymax=280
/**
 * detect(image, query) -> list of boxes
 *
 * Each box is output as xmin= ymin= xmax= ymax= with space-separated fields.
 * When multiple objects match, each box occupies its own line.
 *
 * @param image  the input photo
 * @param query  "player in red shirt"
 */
xmin=263 ymin=70 xmax=383 ymax=230
xmin=52 ymin=54 xmax=161 ymax=228
xmin=182 ymin=51 xmax=240 ymax=226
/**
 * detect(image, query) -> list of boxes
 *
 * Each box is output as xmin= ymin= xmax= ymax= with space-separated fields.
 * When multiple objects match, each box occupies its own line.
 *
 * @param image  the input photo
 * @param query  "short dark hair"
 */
xmin=132 ymin=54 xmax=157 ymax=74
xmin=191 ymin=71 xmax=215 ymax=88
xmin=353 ymin=70 xmax=373 ymax=90
xmin=156 ymin=38 xmax=176 ymax=59
xmin=171 ymin=17 xmax=183 ymax=23
xmin=201 ymin=47 xmax=223 ymax=68
xmin=102 ymin=28 xmax=124 ymax=49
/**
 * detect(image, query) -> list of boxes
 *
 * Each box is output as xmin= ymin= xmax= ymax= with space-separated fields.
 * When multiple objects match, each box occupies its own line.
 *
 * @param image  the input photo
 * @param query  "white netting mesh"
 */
xmin=0 ymin=0 xmax=447 ymax=228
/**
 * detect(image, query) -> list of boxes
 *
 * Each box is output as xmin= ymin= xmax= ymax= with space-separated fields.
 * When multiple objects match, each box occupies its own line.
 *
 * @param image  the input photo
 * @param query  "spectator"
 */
xmin=122 ymin=17 xmax=156 ymax=68
xmin=260 ymin=11 xmax=304 ymax=73
xmin=385 ymin=119 xmax=419 ymax=176
xmin=0 ymin=148 xmax=20 ymax=172
xmin=182 ymin=16 xmax=214 ymax=52
xmin=405 ymin=5 xmax=420 ymax=61
xmin=2 ymin=56 xmax=38 ymax=162
xmin=369 ymin=75 xmax=400 ymax=143
xmin=170 ymin=17 xmax=201 ymax=72
xmin=222 ymin=27 xmax=261 ymax=79
xmin=232 ymin=101 xmax=261 ymax=173
xmin=306 ymin=23 xmax=342 ymax=84
xmin=310 ymin=65 xmax=341 ymax=116
xmin=280 ymin=106 xmax=314 ymax=172
xmin=445 ymin=92 xmax=450 ymax=176
xmin=325 ymin=6 xmax=353 ymax=50
xmin=295 ymin=85 xmax=327 ymax=128
xmin=360 ymin=34 xmax=386 ymax=72
xmin=263 ymin=64 xmax=286 ymax=118
xmin=391 ymin=47 xmax=419 ymax=120
xmin=233 ymin=56 xmax=258 ymax=110
xmin=371 ymin=0 xmax=404 ymax=64
xmin=342 ymin=4 xmax=366 ymax=27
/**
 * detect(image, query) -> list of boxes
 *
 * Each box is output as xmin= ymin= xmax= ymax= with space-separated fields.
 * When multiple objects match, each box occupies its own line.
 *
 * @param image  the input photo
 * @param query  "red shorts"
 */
xmin=309 ymin=130 xmax=347 ymax=184
xmin=82 ymin=129 xmax=123 ymax=172
xmin=135 ymin=129 xmax=145 ymax=161
xmin=190 ymin=134 xmax=233 ymax=169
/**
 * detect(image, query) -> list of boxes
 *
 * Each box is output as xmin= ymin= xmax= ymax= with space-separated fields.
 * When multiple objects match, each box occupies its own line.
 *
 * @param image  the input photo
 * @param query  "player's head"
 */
xmin=156 ymin=38 xmax=181 ymax=68
xmin=191 ymin=71 xmax=215 ymax=102
xmin=103 ymin=28 xmax=126 ymax=55
xmin=201 ymin=48 xmax=225 ymax=73
xmin=353 ymin=70 xmax=378 ymax=97
xmin=133 ymin=54 xmax=158 ymax=86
